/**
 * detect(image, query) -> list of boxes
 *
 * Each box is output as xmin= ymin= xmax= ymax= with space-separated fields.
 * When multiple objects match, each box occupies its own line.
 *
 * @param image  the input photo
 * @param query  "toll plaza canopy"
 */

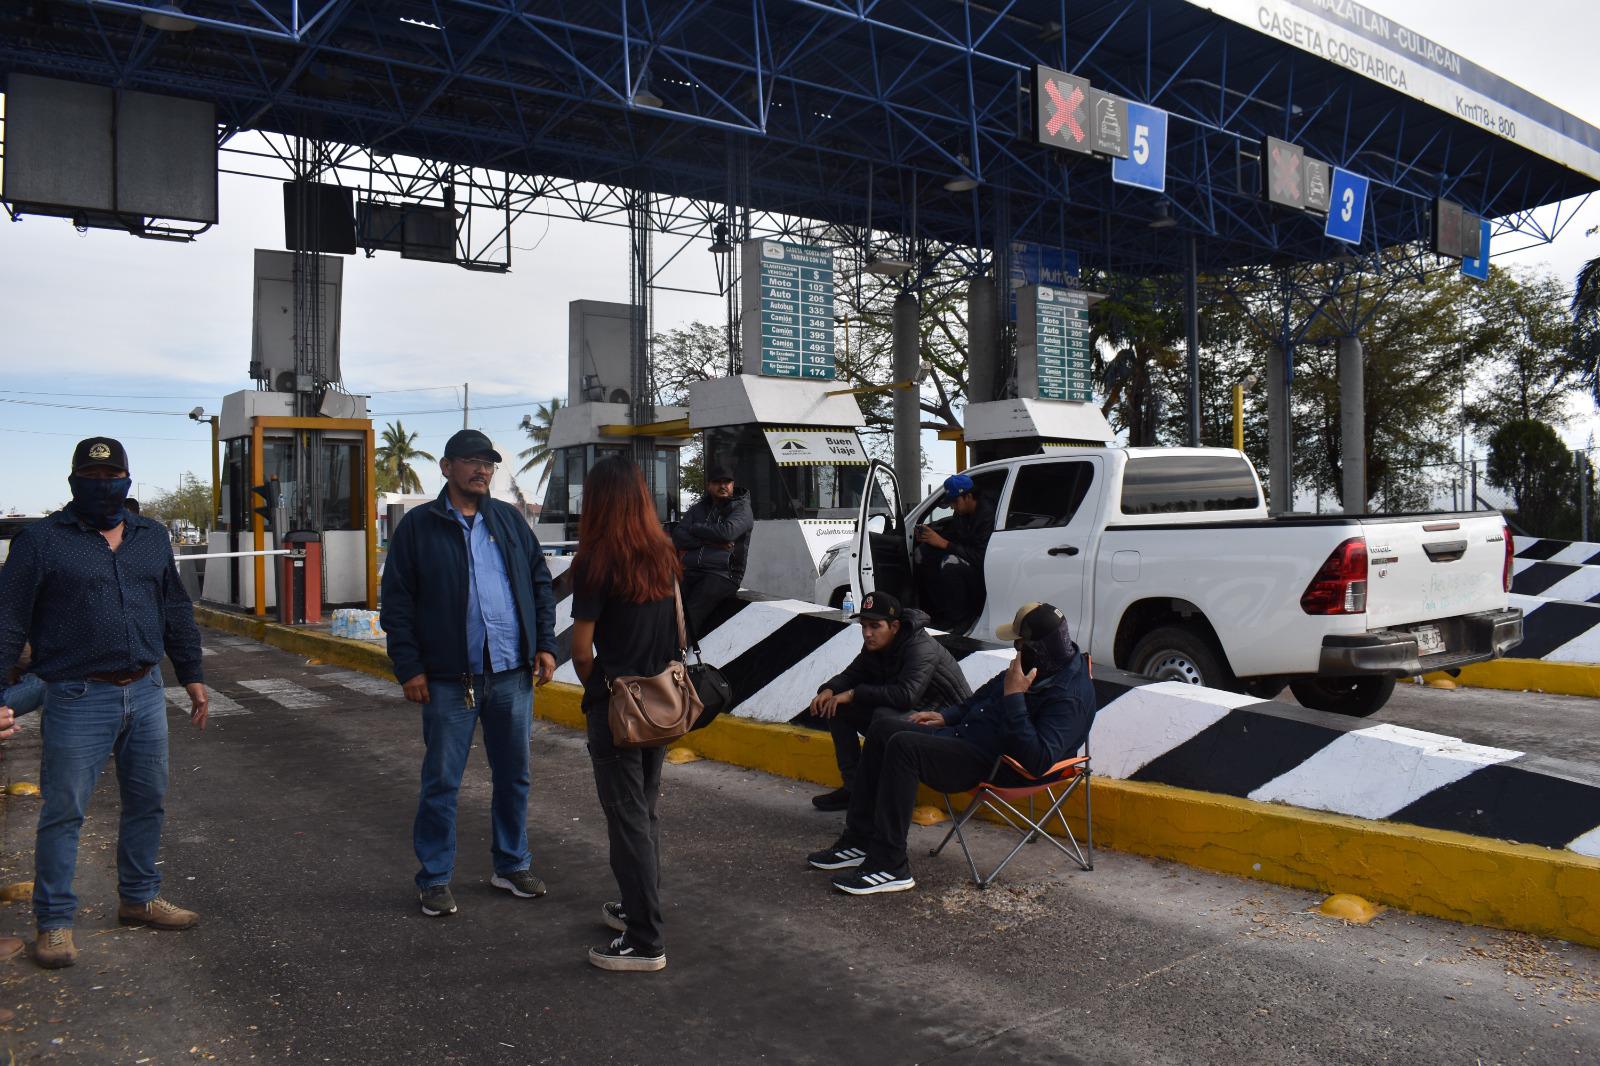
xmin=2 ymin=0 xmax=1598 ymax=274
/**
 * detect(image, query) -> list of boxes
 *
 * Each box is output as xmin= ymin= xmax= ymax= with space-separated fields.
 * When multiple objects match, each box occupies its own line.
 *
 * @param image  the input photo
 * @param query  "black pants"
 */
xmin=914 ymin=550 xmax=984 ymax=633
xmin=844 ymin=717 xmax=991 ymax=871
xmin=584 ymin=707 xmax=666 ymax=952
xmin=829 ymin=704 xmax=907 ymax=791
xmin=682 ymin=570 xmax=738 ymax=640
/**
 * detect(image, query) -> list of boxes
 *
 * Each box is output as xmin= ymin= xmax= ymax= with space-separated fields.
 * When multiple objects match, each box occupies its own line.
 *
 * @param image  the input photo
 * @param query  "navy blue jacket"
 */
xmin=0 ymin=510 xmax=204 ymax=685
xmin=934 ymin=646 xmax=1096 ymax=778
xmin=381 ymin=489 xmax=557 ymax=682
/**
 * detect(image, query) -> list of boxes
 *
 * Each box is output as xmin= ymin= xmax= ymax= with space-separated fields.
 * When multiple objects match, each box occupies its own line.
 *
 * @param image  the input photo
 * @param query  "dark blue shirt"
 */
xmin=0 ymin=510 xmax=205 ymax=686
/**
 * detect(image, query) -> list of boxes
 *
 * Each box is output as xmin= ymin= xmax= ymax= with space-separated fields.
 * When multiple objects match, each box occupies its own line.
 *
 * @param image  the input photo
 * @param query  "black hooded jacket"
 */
xmin=672 ymin=488 xmax=754 ymax=582
xmin=818 ymin=608 xmax=972 ymax=711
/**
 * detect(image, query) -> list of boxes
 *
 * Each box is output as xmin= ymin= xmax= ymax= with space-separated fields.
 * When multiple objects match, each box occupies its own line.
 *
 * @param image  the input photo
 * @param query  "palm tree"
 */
xmin=375 ymin=421 xmax=435 ymax=495
xmin=1571 ymin=254 xmax=1600 ymax=401
xmin=518 ymin=398 xmax=562 ymax=493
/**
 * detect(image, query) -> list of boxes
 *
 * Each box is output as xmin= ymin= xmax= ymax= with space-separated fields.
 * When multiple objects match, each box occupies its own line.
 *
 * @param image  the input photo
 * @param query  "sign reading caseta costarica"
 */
xmin=1186 ymin=0 xmax=1600 ymax=181
xmin=741 ymin=240 xmax=836 ymax=380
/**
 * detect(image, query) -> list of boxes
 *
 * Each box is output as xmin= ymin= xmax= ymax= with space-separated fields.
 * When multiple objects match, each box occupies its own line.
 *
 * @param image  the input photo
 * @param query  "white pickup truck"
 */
xmin=820 ymin=448 xmax=1522 ymax=716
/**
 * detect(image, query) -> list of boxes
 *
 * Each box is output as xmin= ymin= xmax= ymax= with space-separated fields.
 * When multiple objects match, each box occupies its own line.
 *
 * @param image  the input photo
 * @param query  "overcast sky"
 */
xmin=1 ymin=0 xmax=1597 ymax=513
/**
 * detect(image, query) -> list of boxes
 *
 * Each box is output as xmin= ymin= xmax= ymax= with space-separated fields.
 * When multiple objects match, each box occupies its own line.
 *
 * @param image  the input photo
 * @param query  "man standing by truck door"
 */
xmin=914 ymin=473 xmax=995 ymax=633
xmin=672 ymin=462 xmax=753 ymax=637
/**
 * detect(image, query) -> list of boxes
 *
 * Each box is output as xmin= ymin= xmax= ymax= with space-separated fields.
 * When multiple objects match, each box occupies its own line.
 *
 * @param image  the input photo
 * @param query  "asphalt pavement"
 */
xmin=0 ymin=632 xmax=1596 ymax=1064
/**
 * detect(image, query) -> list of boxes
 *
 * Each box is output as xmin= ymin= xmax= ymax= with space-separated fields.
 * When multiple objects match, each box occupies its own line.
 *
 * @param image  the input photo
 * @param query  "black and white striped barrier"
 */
xmin=547 ymin=589 xmax=1600 ymax=858
xmin=1515 ymin=537 xmax=1600 ymax=565
xmin=1504 ymin=594 xmax=1600 ymax=664
xmin=1511 ymin=556 xmax=1600 ymax=602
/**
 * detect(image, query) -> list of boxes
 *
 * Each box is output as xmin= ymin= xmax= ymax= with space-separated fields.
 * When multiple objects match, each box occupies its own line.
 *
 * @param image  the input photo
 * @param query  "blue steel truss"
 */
xmin=0 ymin=0 xmax=1595 ymax=275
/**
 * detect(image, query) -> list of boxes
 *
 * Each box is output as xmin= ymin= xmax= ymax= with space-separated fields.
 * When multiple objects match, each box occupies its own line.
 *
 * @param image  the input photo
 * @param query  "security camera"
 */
xmin=188 ymin=406 xmax=206 ymax=421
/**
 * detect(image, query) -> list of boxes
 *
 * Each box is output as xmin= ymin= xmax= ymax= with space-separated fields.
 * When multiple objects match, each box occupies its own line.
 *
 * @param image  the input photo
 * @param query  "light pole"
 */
xmin=189 ymin=406 xmax=220 ymax=530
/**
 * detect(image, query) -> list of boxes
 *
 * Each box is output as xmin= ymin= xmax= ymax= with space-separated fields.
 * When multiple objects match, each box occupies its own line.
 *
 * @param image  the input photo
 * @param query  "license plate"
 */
xmin=1413 ymin=624 xmax=1444 ymax=656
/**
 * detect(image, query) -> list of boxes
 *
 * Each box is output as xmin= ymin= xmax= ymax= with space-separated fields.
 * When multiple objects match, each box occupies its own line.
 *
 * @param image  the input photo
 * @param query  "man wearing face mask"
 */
xmin=0 ymin=438 xmax=209 ymax=969
xmin=805 ymin=602 xmax=1096 ymax=895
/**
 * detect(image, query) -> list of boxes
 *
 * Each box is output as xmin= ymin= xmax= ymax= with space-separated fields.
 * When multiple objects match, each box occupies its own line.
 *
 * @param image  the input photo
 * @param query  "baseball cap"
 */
xmin=995 ymin=601 xmax=1067 ymax=642
xmin=443 ymin=429 xmax=502 ymax=463
xmin=851 ymin=590 xmax=902 ymax=622
xmin=72 ymin=436 xmax=129 ymax=474
xmin=940 ymin=472 xmax=975 ymax=504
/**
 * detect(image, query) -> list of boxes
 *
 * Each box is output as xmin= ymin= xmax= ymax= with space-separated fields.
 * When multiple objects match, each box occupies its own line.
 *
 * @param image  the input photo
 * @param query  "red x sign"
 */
xmin=1044 ymin=79 xmax=1085 ymax=141
xmin=1034 ymin=66 xmax=1092 ymax=154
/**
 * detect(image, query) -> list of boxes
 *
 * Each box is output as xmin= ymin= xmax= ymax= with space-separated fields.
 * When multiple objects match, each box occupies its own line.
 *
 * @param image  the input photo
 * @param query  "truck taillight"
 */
xmin=1301 ymin=537 xmax=1368 ymax=615
xmin=1503 ymin=524 xmax=1514 ymax=592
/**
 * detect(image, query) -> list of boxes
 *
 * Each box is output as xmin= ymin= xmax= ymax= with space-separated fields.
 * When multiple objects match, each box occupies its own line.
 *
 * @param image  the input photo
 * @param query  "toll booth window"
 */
xmin=319 ymin=441 xmax=365 ymax=531
xmin=703 ymin=425 xmax=865 ymax=521
xmin=653 ymin=447 xmax=681 ymax=524
xmin=1120 ymin=455 xmax=1261 ymax=515
xmin=1003 ymin=461 xmax=1095 ymax=530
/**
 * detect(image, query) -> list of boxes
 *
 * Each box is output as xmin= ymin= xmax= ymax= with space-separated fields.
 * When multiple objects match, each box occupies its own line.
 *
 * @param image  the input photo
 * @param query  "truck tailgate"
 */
xmin=1361 ymin=514 xmax=1508 ymax=628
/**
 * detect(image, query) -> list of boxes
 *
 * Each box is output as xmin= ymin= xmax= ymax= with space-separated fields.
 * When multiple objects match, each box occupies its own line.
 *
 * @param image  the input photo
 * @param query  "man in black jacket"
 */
xmin=807 ymin=591 xmax=971 ymax=812
xmin=380 ymin=429 xmax=559 ymax=919
xmin=671 ymin=462 xmax=753 ymax=637
xmin=807 ymin=602 xmax=1096 ymax=896
xmin=913 ymin=473 xmax=995 ymax=633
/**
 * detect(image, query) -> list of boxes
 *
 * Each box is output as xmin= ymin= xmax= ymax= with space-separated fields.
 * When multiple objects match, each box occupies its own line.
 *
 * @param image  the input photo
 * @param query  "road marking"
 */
xmin=165 ymin=686 xmax=248 ymax=717
xmin=322 ymin=670 xmax=401 ymax=699
xmin=237 ymin=678 xmax=332 ymax=708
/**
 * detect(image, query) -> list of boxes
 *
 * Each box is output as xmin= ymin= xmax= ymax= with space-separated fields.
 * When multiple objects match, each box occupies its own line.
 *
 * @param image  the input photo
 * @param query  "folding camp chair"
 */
xmin=928 ymin=744 xmax=1093 ymax=888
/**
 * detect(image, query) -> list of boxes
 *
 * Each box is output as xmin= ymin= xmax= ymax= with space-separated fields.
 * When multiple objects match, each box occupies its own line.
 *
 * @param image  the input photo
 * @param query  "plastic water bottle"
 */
xmin=841 ymin=591 xmax=855 ymax=616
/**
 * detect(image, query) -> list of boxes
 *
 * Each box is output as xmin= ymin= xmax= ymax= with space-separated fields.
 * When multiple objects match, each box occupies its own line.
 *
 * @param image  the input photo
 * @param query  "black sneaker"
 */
xmin=419 ymin=884 xmax=457 ymax=917
xmin=602 ymin=902 xmax=627 ymax=933
xmin=490 ymin=869 xmax=548 ymax=898
xmin=811 ymin=787 xmax=852 ymax=811
xmin=589 ymin=935 xmax=666 ymax=972
xmin=831 ymin=864 xmax=915 ymax=895
xmin=806 ymin=840 xmax=867 ymax=870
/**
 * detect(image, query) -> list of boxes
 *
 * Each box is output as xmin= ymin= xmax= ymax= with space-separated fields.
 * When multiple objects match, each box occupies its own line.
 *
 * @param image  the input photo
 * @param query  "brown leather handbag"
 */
xmin=606 ymin=584 xmax=705 ymax=748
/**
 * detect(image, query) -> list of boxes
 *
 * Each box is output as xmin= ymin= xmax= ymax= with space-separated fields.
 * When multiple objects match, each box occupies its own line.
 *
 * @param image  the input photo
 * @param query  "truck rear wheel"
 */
xmin=1131 ymin=627 xmax=1228 ymax=689
xmin=1287 ymin=676 xmax=1396 ymax=717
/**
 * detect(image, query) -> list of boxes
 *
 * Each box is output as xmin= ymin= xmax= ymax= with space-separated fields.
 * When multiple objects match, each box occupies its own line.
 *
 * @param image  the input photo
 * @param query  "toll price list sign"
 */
xmin=741 ymin=239 xmax=836 ymax=380
xmin=1018 ymin=285 xmax=1092 ymax=403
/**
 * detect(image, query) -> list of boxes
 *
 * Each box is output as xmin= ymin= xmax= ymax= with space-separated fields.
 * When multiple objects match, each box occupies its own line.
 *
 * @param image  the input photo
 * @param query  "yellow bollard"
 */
xmin=664 ymin=748 xmax=701 ymax=765
xmin=1316 ymin=893 xmax=1382 ymax=924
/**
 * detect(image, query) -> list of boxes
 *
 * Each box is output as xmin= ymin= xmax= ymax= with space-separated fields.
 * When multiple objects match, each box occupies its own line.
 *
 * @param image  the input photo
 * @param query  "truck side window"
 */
xmin=1120 ymin=455 xmax=1261 ymax=515
xmin=1003 ymin=461 xmax=1095 ymax=530
xmin=914 ymin=469 xmax=1008 ymax=527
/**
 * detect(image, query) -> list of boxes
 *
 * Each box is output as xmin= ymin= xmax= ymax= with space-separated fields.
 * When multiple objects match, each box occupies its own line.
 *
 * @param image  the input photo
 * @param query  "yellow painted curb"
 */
xmin=198 ymin=610 xmax=1600 ymax=949
xmin=1425 ymin=658 xmax=1600 ymax=698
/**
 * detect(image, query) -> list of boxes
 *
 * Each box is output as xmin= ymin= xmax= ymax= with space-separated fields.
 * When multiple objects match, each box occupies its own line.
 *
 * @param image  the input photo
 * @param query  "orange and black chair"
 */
xmin=927 ymin=745 xmax=1093 ymax=888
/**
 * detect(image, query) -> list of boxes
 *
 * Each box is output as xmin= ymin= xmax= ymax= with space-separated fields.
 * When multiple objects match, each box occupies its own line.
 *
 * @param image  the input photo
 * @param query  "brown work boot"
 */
xmin=118 ymin=897 xmax=200 ymax=930
xmin=34 ymin=928 xmax=77 ymax=969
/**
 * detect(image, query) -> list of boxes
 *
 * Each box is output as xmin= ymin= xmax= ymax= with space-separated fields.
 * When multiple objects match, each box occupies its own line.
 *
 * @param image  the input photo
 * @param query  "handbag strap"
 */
xmin=673 ymin=581 xmax=688 ymax=658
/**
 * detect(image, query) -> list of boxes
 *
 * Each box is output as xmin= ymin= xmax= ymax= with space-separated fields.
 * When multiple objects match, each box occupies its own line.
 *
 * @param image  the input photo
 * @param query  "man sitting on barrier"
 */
xmin=805 ymin=602 xmax=1095 ymax=895
xmin=807 ymin=591 xmax=971 ymax=812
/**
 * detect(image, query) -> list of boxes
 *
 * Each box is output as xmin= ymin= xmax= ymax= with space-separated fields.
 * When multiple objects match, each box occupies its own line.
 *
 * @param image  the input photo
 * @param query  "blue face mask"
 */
xmin=68 ymin=475 xmax=132 ymax=530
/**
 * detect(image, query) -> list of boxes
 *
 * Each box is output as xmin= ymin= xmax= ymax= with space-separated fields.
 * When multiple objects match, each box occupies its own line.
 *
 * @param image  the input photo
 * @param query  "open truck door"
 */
xmin=850 ymin=460 xmax=912 ymax=609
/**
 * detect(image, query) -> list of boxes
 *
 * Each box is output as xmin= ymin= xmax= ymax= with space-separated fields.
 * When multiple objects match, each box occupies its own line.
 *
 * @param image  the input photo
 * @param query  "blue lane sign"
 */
xmin=1111 ymin=102 xmax=1167 ymax=193
xmin=1323 ymin=167 xmax=1369 ymax=245
xmin=1461 ymin=218 xmax=1492 ymax=280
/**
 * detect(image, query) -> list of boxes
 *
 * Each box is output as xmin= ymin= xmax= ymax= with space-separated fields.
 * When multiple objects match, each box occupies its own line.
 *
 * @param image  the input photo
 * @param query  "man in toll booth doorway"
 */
xmin=672 ymin=461 xmax=753 ymax=638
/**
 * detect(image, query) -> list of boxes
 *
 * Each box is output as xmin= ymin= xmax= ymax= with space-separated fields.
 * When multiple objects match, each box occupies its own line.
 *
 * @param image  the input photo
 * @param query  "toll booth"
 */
xmin=538 ymin=300 xmax=689 ymax=543
xmin=203 ymin=389 xmax=377 ymax=614
xmin=689 ymin=374 xmax=869 ymax=603
xmin=960 ymin=398 xmax=1117 ymax=467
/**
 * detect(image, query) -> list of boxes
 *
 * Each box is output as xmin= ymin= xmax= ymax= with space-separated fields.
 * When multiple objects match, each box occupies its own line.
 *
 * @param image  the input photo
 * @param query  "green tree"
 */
xmin=375 ymin=421 xmax=434 ymax=495
xmin=1085 ymin=274 xmax=1187 ymax=446
xmin=1487 ymin=419 xmax=1577 ymax=536
xmin=144 ymin=472 xmax=216 ymax=533
xmin=517 ymin=397 xmax=563 ymax=493
xmin=1464 ymin=266 xmax=1580 ymax=432
xmin=1571 ymin=253 xmax=1600 ymax=401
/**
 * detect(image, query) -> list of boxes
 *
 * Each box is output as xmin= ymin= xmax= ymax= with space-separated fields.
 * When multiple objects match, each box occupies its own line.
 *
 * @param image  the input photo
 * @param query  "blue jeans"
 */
xmin=414 ymin=668 xmax=534 ymax=888
xmin=35 ymin=668 xmax=169 ymax=930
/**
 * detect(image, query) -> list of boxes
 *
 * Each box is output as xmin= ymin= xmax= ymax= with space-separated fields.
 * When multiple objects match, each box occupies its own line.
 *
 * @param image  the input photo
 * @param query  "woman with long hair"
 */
xmin=568 ymin=456 xmax=682 ymax=972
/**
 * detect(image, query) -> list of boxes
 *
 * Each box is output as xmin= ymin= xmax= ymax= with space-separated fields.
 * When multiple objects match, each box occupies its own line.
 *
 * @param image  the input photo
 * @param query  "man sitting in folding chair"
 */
xmin=806 ymin=602 xmax=1095 ymax=896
